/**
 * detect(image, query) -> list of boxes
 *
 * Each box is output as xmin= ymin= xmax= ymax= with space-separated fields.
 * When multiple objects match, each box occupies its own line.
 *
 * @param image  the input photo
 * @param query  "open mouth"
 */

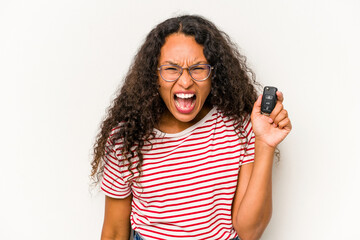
xmin=174 ymin=93 xmax=196 ymax=114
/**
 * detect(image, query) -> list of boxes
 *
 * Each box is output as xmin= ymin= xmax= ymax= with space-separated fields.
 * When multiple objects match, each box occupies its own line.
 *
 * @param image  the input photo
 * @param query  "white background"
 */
xmin=1 ymin=0 xmax=359 ymax=239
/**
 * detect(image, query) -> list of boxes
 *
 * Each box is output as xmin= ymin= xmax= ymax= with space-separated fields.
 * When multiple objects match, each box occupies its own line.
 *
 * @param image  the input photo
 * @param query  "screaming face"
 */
xmin=157 ymin=33 xmax=212 ymax=132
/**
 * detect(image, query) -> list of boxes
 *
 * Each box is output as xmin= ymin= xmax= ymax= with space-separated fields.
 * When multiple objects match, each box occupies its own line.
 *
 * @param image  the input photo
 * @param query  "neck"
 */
xmin=157 ymin=104 xmax=212 ymax=134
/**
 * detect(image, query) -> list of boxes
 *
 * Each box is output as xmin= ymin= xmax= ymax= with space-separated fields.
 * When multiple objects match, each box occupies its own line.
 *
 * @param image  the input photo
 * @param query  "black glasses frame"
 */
xmin=157 ymin=64 xmax=214 ymax=82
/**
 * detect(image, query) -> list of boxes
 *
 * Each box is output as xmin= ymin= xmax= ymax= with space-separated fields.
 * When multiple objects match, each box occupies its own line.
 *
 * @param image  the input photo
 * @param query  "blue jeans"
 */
xmin=133 ymin=231 xmax=239 ymax=240
xmin=133 ymin=231 xmax=144 ymax=240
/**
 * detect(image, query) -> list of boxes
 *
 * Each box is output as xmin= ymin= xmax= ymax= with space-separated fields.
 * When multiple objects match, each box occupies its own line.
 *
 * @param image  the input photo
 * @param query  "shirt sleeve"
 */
xmin=100 ymin=137 xmax=132 ymax=199
xmin=239 ymin=116 xmax=255 ymax=166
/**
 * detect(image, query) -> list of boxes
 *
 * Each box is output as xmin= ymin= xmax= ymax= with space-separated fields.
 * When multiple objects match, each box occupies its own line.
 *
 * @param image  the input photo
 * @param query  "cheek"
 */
xmin=157 ymin=78 xmax=164 ymax=96
xmin=158 ymin=83 xmax=172 ymax=103
xmin=202 ymin=82 xmax=212 ymax=99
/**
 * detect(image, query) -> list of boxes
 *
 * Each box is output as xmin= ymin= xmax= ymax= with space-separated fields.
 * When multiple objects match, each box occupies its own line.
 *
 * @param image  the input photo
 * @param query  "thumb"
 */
xmin=252 ymin=94 xmax=262 ymax=115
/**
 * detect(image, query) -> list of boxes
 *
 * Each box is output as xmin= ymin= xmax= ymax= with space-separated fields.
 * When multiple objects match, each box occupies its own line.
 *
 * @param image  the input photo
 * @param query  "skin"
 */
xmin=101 ymin=34 xmax=292 ymax=240
xmin=232 ymin=91 xmax=292 ymax=239
xmin=156 ymin=33 xmax=212 ymax=133
xmin=101 ymin=195 xmax=132 ymax=240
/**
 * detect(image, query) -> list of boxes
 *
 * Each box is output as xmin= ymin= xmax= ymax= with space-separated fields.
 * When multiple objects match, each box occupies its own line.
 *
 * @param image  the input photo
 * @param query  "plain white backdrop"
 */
xmin=1 ymin=0 xmax=359 ymax=239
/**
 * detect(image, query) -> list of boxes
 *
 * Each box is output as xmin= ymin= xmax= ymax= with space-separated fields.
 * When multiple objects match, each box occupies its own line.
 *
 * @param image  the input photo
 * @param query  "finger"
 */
xmin=277 ymin=117 xmax=292 ymax=130
xmin=269 ymin=102 xmax=283 ymax=121
xmin=273 ymin=109 xmax=288 ymax=126
xmin=252 ymin=94 xmax=262 ymax=115
xmin=276 ymin=91 xmax=284 ymax=103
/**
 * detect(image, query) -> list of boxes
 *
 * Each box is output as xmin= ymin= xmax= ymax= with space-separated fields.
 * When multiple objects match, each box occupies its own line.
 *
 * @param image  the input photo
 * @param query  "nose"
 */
xmin=176 ymin=69 xmax=194 ymax=89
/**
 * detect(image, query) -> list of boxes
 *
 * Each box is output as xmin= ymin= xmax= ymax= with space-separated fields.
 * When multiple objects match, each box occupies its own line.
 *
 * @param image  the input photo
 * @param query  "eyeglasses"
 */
xmin=157 ymin=64 xmax=214 ymax=82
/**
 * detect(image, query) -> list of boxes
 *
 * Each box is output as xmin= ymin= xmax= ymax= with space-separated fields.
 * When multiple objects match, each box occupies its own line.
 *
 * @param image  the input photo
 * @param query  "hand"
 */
xmin=251 ymin=91 xmax=292 ymax=148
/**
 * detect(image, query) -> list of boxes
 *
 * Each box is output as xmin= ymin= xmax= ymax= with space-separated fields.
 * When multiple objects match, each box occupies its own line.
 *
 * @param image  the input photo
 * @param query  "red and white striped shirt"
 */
xmin=101 ymin=108 xmax=255 ymax=240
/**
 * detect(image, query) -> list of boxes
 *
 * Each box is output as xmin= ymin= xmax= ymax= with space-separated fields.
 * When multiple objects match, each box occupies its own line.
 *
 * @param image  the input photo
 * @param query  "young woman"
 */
xmin=91 ymin=15 xmax=292 ymax=240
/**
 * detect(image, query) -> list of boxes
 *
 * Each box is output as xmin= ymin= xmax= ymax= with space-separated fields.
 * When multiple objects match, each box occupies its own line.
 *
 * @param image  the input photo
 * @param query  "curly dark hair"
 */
xmin=91 ymin=15 xmax=260 ymax=184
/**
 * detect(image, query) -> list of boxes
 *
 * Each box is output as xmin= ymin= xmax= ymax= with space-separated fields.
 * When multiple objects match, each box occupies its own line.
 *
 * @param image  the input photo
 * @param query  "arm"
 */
xmin=101 ymin=195 xmax=132 ymax=240
xmin=232 ymin=142 xmax=275 ymax=240
xmin=232 ymin=91 xmax=291 ymax=240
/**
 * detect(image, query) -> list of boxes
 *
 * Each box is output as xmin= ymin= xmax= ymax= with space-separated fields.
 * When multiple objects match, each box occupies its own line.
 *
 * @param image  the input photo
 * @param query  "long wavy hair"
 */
xmin=91 ymin=15 xmax=259 ymax=184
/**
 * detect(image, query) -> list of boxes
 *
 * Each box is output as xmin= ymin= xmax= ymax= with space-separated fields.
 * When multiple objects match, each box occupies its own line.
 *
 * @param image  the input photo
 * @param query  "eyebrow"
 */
xmin=162 ymin=60 xmax=208 ymax=66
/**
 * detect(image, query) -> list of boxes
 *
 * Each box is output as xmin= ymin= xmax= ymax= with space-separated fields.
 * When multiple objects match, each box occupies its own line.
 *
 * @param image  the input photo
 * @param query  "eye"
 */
xmin=164 ymin=67 xmax=178 ymax=71
xmin=191 ymin=65 xmax=208 ymax=73
xmin=192 ymin=66 xmax=206 ymax=70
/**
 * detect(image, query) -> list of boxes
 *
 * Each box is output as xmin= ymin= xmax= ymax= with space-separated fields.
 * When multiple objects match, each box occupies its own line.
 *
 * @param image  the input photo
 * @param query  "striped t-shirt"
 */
xmin=101 ymin=108 xmax=255 ymax=240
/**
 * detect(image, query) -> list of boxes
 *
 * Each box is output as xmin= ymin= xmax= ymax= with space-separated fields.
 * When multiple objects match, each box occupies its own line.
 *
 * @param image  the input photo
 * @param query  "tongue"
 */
xmin=177 ymin=98 xmax=193 ymax=108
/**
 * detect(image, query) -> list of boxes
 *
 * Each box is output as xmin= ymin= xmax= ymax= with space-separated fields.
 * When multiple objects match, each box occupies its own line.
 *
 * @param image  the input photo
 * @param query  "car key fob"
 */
xmin=261 ymin=86 xmax=278 ymax=115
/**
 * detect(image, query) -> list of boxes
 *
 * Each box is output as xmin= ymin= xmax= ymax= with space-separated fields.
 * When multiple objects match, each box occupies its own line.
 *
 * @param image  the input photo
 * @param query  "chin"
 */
xmin=172 ymin=111 xmax=197 ymax=123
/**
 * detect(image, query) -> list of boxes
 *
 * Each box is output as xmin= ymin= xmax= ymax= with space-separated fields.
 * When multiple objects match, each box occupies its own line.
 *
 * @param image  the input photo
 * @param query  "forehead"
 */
xmin=159 ymin=33 xmax=206 ymax=64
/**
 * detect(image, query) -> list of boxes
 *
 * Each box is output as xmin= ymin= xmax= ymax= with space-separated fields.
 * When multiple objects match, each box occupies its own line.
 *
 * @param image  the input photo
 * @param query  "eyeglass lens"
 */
xmin=159 ymin=64 xmax=211 ymax=81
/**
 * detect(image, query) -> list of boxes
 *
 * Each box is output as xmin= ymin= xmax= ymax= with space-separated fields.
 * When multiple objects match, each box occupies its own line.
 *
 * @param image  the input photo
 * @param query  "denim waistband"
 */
xmin=133 ymin=230 xmax=144 ymax=240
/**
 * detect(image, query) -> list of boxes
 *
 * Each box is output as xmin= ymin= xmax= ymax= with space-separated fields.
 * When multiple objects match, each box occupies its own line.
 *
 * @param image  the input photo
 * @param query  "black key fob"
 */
xmin=261 ymin=86 xmax=278 ymax=114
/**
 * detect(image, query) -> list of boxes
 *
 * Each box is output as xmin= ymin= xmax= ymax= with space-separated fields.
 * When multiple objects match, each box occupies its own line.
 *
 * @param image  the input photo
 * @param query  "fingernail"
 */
xmin=268 ymin=118 xmax=274 ymax=123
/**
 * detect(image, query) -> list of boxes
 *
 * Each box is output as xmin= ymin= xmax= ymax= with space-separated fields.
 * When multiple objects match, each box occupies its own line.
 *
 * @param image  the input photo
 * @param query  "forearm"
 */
xmin=101 ymin=227 xmax=130 ymax=240
xmin=233 ymin=139 xmax=275 ymax=239
xmin=101 ymin=217 xmax=131 ymax=240
xmin=101 ymin=195 xmax=132 ymax=240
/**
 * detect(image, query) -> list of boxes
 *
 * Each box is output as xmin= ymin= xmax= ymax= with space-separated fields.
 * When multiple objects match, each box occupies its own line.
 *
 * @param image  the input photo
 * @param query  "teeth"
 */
xmin=175 ymin=93 xmax=194 ymax=99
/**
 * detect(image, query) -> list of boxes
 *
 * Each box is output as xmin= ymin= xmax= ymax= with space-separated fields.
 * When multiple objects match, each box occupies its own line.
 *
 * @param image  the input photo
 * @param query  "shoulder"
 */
xmin=105 ymin=123 xmax=126 ymax=156
xmin=214 ymin=107 xmax=251 ymax=130
xmin=107 ymin=121 xmax=126 ymax=143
